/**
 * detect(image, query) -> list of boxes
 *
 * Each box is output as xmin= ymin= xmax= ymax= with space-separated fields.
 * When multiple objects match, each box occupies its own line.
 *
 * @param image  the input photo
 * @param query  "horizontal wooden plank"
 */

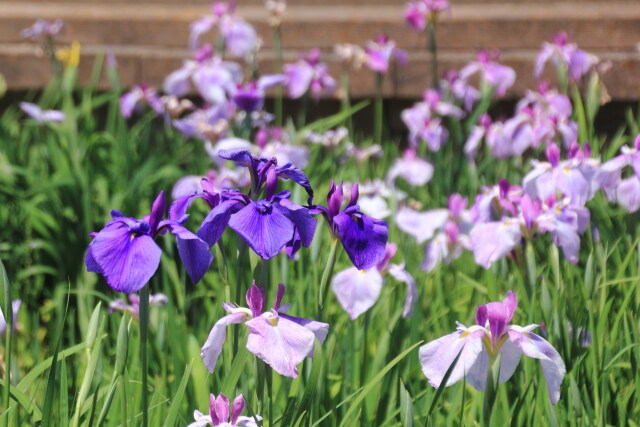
xmin=1 ymin=2 xmax=639 ymax=52
xmin=1 ymin=44 xmax=638 ymax=100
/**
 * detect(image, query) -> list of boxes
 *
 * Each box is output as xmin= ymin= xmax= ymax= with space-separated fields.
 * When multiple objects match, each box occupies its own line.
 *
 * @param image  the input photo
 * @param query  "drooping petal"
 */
xmin=89 ymin=225 xmax=162 ymax=293
xmin=396 ymin=208 xmax=449 ymax=244
xmin=334 ymin=212 xmax=388 ymax=270
xmin=616 ymin=177 xmax=640 ymax=213
xmin=277 ymin=199 xmax=317 ymax=247
xmin=419 ymin=329 xmax=485 ymax=388
xmin=388 ymin=263 xmax=418 ymax=318
xmin=463 ymin=337 xmax=523 ymax=391
xmin=508 ymin=326 xmax=566 ymax=404
xmin=201 ymin=312 xmax=247 ymax=373
xmin=163 ymin=223 xmax=213 ymax=283
xmin=229 ymin=200 xmax=295 ymax=259
xmin=469 ymin=220 xmax=521 ymax=269
xmin=331 ymin=267 xmax=383 ymax=320
xmin=245 ymin=312 xmax=316 ymax=377
xmin=187 ymin=410 xmax=212 ymax=427
xmin=197 ymin=199 xmax=242 ymax=246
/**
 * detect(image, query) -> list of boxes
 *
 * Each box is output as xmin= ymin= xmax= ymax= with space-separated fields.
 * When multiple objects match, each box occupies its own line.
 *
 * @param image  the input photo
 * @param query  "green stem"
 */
xmin=233 ymin=239 xmax=249 ymax=355
xmin=317 ymin=238 xmax=339 ymax=320
xmin=274 ymin=27 xmax=283 ymax=126
xmin=139 ymin=286 xmax=150 ymax=427
xmin=1 ymin=260 xmax=12 ymax=427
xmin=374 ymin=72 xmax=383 ymax=143
xmin=482 ymin=353 xmax=502 ymax=427
xmin=427 ymin=22 xmax=439 ymax=89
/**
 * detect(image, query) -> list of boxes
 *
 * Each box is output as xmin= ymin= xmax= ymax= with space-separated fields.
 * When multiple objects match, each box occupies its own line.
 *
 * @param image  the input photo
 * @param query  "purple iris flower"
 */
xmin=441 ymin=69 xmax=481 ymax=112
xmin=0 ymin=299 xmax=21 ymax=338
xmin=232 ymin=75 xmax=286 ymax=112
xmin=535 ymin=32 xmax=601 ymax=82
xmin=523 ymin=143 xmax=600 ymax=206
xmin=19 ymin=102 xmax=65 ymax=123
xmin=109 ymin=293 xmax=168 ymax=320
xmin=460 ymin=50 xmax=515 ymax=97
xmin=188 ymin=393 xmax=259 ymax=427
xmin=405 ymin=0 xmax=450 ymax=31
xmin=313 ymin=181 xmax=388 ymax=270
xmin=332 ymin=243 xmax=417 ymax=320
xmin=595 ymin=136 xmax=640 ymax=213
xmin=256 ymin=127 xmax=310 ymax=169
xmin=86 ymin=192 xmax=213 ymax=293
xmin=120 ymin=85 xmax=164 ymax=119
xmin=284 ymin=49 xmax=336 ymax=100
xmin=201 ymin=283 xmax=329 ymax=378
xmin=21 ymin=19 xmax=64 ymax=39
xmin=364 ymin=34 xmax=408 ymax=74
xmin=172 ymin=150 xmax=316 ymax=260
xmin=419 ymin=291 xmax=566 ymax=404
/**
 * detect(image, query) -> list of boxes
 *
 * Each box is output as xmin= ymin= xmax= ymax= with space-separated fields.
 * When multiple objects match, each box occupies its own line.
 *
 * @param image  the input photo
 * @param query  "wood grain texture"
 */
xmin=0 ymin=1 xmax=638 ymax=98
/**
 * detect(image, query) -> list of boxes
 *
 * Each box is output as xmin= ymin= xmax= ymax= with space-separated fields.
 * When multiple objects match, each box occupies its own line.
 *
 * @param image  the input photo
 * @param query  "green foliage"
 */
xmin=1 ymin=55 xmax=639 ymax=427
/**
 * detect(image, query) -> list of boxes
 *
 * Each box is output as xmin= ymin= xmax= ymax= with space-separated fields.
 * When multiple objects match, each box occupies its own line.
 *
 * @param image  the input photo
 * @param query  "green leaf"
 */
xmin=340 ymin=341 xmax=422 ymax=426
xmin=399 ymin=380 xmax=414 ymax=427
xmin=165 ymin=359 xmax=194 ymax=427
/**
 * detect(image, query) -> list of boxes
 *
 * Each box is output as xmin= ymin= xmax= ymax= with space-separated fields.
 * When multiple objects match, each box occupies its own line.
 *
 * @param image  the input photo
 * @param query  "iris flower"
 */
xmin=283 ymin=49 xmax=336 ymax=100
xmin=120 ymin=85 xmax=164 ymax=119
xmin=86 ymin=192 xmax=213 ymax=293
xmin=404 ymin=0 xmax=450 ymax=31
xmin=188 ymin=393 xmax=259 ymax=427
xmin=172 ymin=150 xmax=316 ymax=259
xmin=459 ymin=50 xmax=515 ymax=97
xmin=109 ymin=293 xmax=168 ymax=320
xmin=314 ymin=181 xmax=388 ymax=270
xmin=0 ymin=300 xmax=21 ymax=337
xmin=332 ymin=243 xmax=417 ymax=320
xmin=419 ymin=291 xmax=566 ymax=404
xmin=364 ymin=34 xmax=408 ymax=74
xmin=596 ymin=136 xmax=640 ymax=213
xmin=201 ymin=283 xmax=328 ymax=378
xmin=20 ymin=102 xmax=65 ymax=123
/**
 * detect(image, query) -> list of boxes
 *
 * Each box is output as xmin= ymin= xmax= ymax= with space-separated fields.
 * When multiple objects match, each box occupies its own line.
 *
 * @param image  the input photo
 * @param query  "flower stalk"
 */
xmin=139 ymin=285 xmax=150 ymax=427
xmin=317 ymin=237 xmax=339 ymax=320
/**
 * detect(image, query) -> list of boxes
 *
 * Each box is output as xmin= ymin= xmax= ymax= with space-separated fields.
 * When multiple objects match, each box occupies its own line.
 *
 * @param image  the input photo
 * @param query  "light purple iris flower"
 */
xmin=164 ymin=47 xmax=243 ymax=106
xmin=0 ymin=300 xmax=21 ymax=337
xmin=397 ymin=194 xmax=472 ymax=272
xmin=463 ymin=113 xmax=491 ymax=161
xmin=404 ymin=0 xmax=450 ymax=31
xmin=173 ymin=106 xmax=229 ymax=141
xmin=283 ymin=49 xmax=336 ymax=100
xmin=188 ymin=393 xmax=259 ymax=427
xmin=21 ymin=19 xmax=64 ymax=39
xmin=233 ymin=75 xmax=286 ymax=112
xmin=19 ymin=102 xmax=65 ymax=123
xmin=109 ymin=293 xmax=168 ymax=320
xmin=313 ymin=181 xmax=389 ymax=270
xmin=401 ymin=89 xmax=463 ymax=151
xmin=189 ymin=2 xmax=258 ymax=57
xmin=441 ymin=69 xmax=481 ymax=113
xmin=201 ymin=283 xmax=329 ymax=378
xmin=419 ymin=291 xmax=566 ymax=404
xmin=595 ymin=136 xmax=640 ymax=212
xmin=460 ymin=50 xmax=515 ymax=97
xmin=332 ymin=243 xmax=417 ymax=320
xmin=386 ymin=148 xmax=434 ymax=187
xmin=535 ymin=32 xmax=600 ymax=82
xmin=120 ymin=85 xmax=164 ymax=119
xmin=364 ymin=34 xmax=408 ymax=74
xmin=470 ymin=193 xmax=589 ymax=267
xmin=172 ymin=168 xmax=250 ymax=200
xmin=86 ymin=192 xmax=213 ymax=293
xmin=523 ymin=143 xmax=600 ymax=206
xmin=351 ymin=179 xmax=404 ymax=220
xmin=256 ymin=127 xmax=310 ymax=169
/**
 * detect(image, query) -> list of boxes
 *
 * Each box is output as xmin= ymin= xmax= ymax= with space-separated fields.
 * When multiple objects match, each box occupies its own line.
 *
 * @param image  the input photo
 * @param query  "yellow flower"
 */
xmin=55 ymin=41 xmax=81 ymax=68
